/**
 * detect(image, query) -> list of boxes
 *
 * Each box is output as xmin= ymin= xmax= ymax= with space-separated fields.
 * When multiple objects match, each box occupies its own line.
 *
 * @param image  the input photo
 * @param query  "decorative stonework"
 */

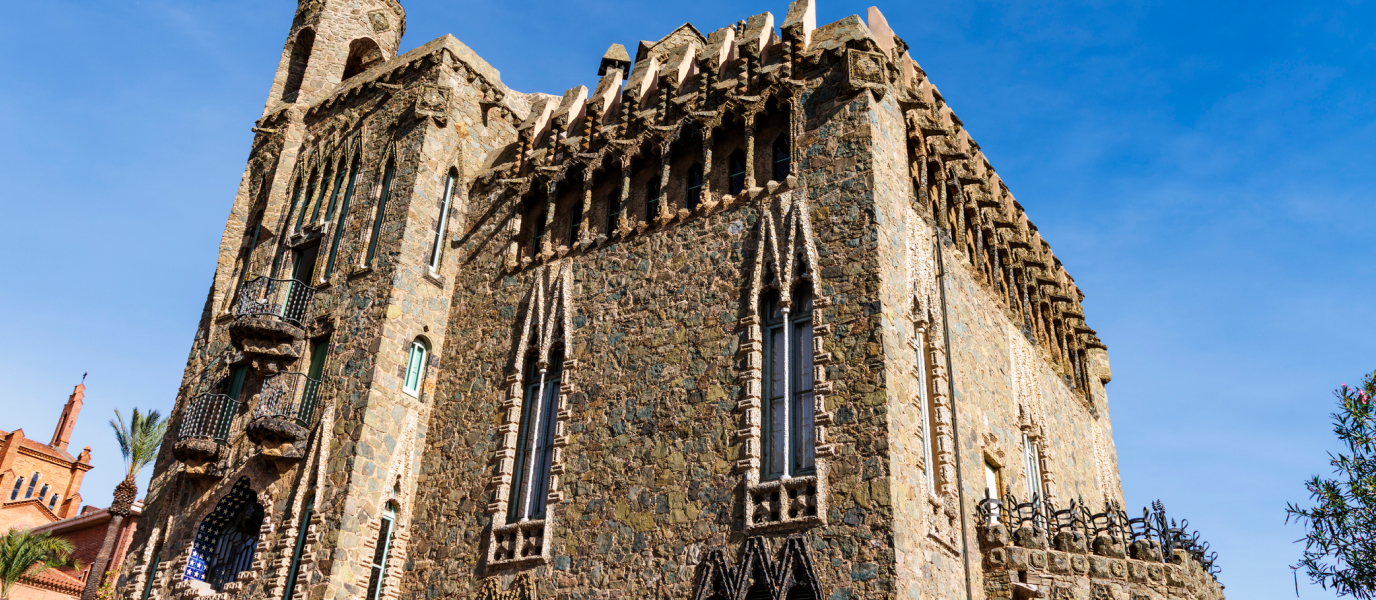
xmin=475 ymin=573 xmax=536 ymax=600
xmin=485 ymin=262 xmax=576 ymax=568
xmin=693 ymin=535 xmax=824 ymax=600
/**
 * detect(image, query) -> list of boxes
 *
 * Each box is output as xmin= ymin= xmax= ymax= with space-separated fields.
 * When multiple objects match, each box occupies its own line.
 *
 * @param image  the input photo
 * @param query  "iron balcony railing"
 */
xmin=234 ymin=276 xmax=317 ymax=327
xmin=255 ymin=372 xmax=324 ymax=427
xmin=179 ymin=393 xmax=239 ymax=444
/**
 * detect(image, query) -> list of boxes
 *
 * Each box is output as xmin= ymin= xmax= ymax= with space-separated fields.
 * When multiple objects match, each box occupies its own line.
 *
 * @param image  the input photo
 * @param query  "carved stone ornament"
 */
xmin=476 ymin=573 xmax=536 ymax=600
xmin=367 ymin=9 xmax=391 ymax=33
xmin=846 ymin=48 xmax=888 ymax=92
xmin=416 ymin=84 xmax=452 ymax=126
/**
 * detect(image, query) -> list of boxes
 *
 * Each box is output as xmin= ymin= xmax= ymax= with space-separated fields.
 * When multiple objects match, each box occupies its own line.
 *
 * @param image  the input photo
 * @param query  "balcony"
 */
xmin=245 ymin=372 xmax=323 ymax=461
xmin=229 ymin=277 xmax=317 ymax=368
xmin=172 ymin=393 xmax=239 ymax=477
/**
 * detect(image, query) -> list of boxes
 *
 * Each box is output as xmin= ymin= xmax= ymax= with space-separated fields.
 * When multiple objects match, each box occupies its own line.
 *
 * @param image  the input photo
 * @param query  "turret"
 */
xmin=50 ymin=383 xmax=84 ymax=452
xmin=263 ymin=0 xmax=407 ymax=114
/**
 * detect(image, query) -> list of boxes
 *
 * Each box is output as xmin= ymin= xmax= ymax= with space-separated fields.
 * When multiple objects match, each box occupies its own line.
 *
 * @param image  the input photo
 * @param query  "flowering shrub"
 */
xmin=1287 ymin=371 xmax=1376 ymax=598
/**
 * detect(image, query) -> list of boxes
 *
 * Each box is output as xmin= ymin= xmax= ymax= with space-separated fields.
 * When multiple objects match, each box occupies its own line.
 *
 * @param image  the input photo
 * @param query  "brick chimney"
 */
xmin=50 ymin=383 xmax=84 ymax=452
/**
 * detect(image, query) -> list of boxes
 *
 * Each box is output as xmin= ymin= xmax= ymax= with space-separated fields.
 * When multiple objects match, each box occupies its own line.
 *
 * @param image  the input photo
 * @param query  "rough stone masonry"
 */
xmin=113 ymin=2 xmax=1225 ymax=600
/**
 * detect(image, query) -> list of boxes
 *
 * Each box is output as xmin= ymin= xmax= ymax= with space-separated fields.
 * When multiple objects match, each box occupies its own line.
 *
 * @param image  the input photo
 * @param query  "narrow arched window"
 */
xmin=917 ymin=330 xmax=937 ymax=496
xmin=366 ymin=160 xmax=396 ymax=267
xmin=281 ymin=29 xmax=315 ymax=103
xmin=567 ymin=195 xmax=583 ymax=248
xmin=772 ymin=134 xmax=791 ymax=182
xmin=605 ymin=187 xmax=622 ymax=236
xmin=37 ymin=484 xmax=48 ymax=501
xmin=282 ymin=496 xmax=314 ymax=600
xmin=9 ymin=477 xmax=23 ymax=500
xmin=48 ymin=493 xmax=60 ymax=510
xmin=728 ymin=150 xmax=747 ymax=195
xmin=686 ymin=163 xmax=703 ymax=211
xmin=509 ymin=347 xmax=563 ymax=523
xmin=140 ymin=543 xmax=162 ymax=600
xmin=343 ymin=38 xmax=383 ymax=81
xmin=646 ymin=176 xmax=661 ymax=222
xmin=429 ymin=170 xmax=457 ymax=273
xmin=1023 ymin=433 xmax=1044 ymax=500
xmin=402 ymin=339 xmax=428 ymax=397
xmin=364 ymin=503 xmax=397 ymax=600
xmin=309 ymin=164 xmax=335 ymax=225
xmin=322 ymin=159 xmax=347 ymax=224
xmin=324 ymin=157 xmax=361 ymax=280
xmin=25 ymin=472 xmax=39 ymax=498
xmin=763 ymin=288 xmax=815 ymax=480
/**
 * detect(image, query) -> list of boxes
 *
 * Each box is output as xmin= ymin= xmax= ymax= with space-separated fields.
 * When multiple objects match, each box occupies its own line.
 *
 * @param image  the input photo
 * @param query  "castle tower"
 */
xmin=263 ymin=0 xmax=407 ymax=113
xmin=49 ymin=383 xmax=84 ymax=452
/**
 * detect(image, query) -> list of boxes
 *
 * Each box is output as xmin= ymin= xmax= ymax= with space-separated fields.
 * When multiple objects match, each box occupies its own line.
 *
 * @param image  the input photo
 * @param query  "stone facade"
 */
xmin=114 ymin=3 xmax=1223 ymax=600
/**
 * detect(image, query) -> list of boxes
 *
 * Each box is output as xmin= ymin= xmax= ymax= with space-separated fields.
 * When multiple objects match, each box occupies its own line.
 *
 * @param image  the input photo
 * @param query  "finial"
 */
xmin=81 ymin=372 xmax=87 ymax=383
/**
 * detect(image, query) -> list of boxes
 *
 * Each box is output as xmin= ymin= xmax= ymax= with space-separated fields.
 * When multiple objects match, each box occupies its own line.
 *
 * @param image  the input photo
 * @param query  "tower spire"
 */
xmin=51 ymin=380 xmax=84 ymax=451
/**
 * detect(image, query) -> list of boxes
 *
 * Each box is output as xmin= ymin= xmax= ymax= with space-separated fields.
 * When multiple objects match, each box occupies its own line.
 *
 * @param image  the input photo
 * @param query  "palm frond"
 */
xmin=0 ymin=531 xmax=79 ymax=599
xmin=108 ymin=407 xmax=168 ymax=480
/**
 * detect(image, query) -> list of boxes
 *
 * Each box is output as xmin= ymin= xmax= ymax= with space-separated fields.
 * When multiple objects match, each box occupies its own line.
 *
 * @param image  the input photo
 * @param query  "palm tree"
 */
xmin=0 ymin=530 xmax=80 ymax=600
xmin=79 ymin=409 xmax=167 ymax=600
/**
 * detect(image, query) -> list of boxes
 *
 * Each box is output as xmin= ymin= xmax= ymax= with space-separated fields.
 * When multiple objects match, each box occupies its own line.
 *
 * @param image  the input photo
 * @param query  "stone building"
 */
xmin=114 ymin=2 xmax=1225 ymax=600
xmin=2 ymin=384 xmax=93 ymax=532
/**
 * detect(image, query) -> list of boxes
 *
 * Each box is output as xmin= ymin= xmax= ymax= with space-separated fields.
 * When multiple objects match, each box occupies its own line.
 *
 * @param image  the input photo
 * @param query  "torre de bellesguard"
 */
xmin=114 ymin=2 xmax=1225 ymax=600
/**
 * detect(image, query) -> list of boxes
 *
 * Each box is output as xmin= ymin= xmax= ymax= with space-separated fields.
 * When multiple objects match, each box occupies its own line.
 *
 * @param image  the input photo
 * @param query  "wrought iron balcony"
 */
xmin=246 ymin=372 xmax=324 ymax=461
xmin=233 ymin=276 xmax=317 ymax=328
xmin=178 ymin=393 xmax=238 ymax=443
xmin=255 ymin=372 xmax=324 ymax=427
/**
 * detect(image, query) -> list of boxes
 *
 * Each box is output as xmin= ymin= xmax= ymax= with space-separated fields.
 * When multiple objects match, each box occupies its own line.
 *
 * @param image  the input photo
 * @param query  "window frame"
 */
xmin=25 ymin=472 xmax=39 ymax=499
xmin=728 ymin=151 xmax=747 ymax=195
xmin=402 ymin=339 xmax=428 ymax=397
xmin=324 ymin=157 xmax=361 ymax=280
xmin=761 ymin=289 xmax=816 ymax=481
xmin=686 ymin=163 xmax=703 ymax=211
xmin=429 ymin=170 xmax=456 ymax=273
xmin=772 ymin=134 xmax=791 ymax=182
xmin=364 ymin=504 xmax=396 ymax=600
xmin=365 ymin=161 xmax=397 ymax=267
xmin=508 ymin=349 xmax=563 ymax=523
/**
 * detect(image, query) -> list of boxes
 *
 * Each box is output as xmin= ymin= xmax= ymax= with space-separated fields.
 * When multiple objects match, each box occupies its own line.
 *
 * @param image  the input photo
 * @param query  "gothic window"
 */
xmin=772 ymin=134 xmax=791 ymax=182
xmin=917 ymin=330 xmax=937 ymax=495
xmin=309 ymin=163 xmax=335 ymax=224
xmin=282 ymin=496 xmax=314 ymax=600
xmin=1023 ymin=433 xmax=1044 ymax=500
xmin=509 ymin=347 xmax=563 ymax=523
xmin=25 ymin=473 xmax=39 ymax=499
xmin=48 ymin=494 xmax=59 ymax=510
xmin=728 ymin=150 xmax=747 ymax=195
xmin=402 ymin=339 xmax=428 ymax=397
xmin=140 ymin=544 xmax=163 ymax=600
xmin=37 ymin=484 xmax=48 ymax=501
xmin=281 ymin=29 xmax=315 ymax=103
xmin=646 ymin=176 xmax=662 ymax=222
xmin=187 ymin=478 xmax=264 ymax=591
xmin=323 ymin=159 xmax=347 ymax=224
xmin=324 ymin=156 xmax=361 ymax=279
xmin=763 ymin=287 xmax=815 ymax=480
xmin=430 ymin=169 xmax=457 ymax=273
xmin=366 ymin=160 xmax=397 ymax=267
xmin=364 ymin=503 xmax=397 ymax=600
xmin=10 ymin=477 xmax=23 ymax=500
xmin=686 ymin=163 xmax=703 ymax=211
xmin=296 ymin=170 xmax=319 ymax=233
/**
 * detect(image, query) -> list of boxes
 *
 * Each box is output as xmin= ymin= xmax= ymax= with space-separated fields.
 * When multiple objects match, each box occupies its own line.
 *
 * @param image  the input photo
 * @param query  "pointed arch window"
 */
xmin=296 ymin=170 xmax=320 ymax=232
xmin=37 ymin=484 xmax=48 ymax=501
xmin=187 ymin=479 xmax=265 ymax=591
xmin=282 ymin=496 xmax=314 ymax=600
xmin=772 ymin=135 xmax=791 ymax=182
xmin=429 ymin=170 xmax=457 ymax=273
xmin=646 ymin=176 xmax=662 ymax=222
xmin=25 ymin=473 xmax=39 ymax=499
xmin=324 ymin=156 xmax=361 ymax=280
xmin=763 ymin=287 xmax=815 ymax=480
xmin=510 ymin=347 xmax=563 ymax=523
xmin=322 ymin=159 xmax=348 ymax=224
xmin=9 ymin=477 xmax=23 ymax=500
xmin=366 ymin=161 xmax=396 ymax=267
xmin=48 ymin=494 xmax=60 ymax=510
xmin=281 ymin=29 xmax=315 ymax=103
xmin=686 ymin=163 xmax=704 ymax=211
xmin=402 ymin=339 xmax=428 ymax=397
xmin=728 ymin=150 xmax=747 ymax=195
xmin=364 ymin=502 xmax=397 ymax=600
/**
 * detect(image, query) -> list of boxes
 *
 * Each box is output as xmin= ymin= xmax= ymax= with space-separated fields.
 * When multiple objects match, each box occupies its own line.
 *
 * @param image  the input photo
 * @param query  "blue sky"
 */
xmin=1 ymin=0 xmax=1372 ymax=597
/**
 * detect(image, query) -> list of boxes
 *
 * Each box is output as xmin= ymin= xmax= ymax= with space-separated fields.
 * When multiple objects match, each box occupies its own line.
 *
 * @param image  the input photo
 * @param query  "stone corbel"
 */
xmin=415 ymin=84 xmax=452 ymax=127
xmin=845 ymin=48 xmax=889 ymax=98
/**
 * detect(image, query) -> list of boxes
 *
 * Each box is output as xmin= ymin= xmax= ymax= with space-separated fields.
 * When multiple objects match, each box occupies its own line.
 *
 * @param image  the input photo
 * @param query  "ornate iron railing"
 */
xmin=179 ymin=393 xmax=238 ymax=443
xmin=976 ymin=491 xmax=1220 ymax=579
xmin=255 ymin=372 xmax=324 ymax=427
xmin=233 ymin=276 xmax=317 ymax=327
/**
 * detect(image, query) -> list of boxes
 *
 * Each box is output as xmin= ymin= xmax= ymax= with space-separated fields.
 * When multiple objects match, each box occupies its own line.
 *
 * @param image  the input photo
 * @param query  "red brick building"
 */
xmin=0 ymin=384 xmax=93 ymax=533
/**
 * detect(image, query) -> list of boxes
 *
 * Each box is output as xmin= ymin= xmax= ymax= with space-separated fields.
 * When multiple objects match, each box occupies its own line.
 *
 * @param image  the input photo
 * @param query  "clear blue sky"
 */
xmin=1 ymin=0 xmax=1371 ymax=597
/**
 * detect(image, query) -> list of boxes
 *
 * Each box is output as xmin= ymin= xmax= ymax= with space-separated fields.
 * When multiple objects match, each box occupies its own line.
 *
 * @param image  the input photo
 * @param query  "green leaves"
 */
xmin=0 ymin=530 xmax=80 ymax=600
xmin=1287 ymin=371 xmax=1376 ymax=598
xmin=108 ymin=407 xmax=168 ymax=481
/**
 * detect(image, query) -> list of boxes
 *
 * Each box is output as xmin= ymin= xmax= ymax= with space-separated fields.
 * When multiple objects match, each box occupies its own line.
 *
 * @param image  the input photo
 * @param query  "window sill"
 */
xmin=488 ymin=519 xmax=548 ymax=568
xmin=349 ymin=265 xmax=373 ymax=280
xmin=422 ymin=270 xmax=444 ymax=289
xmin=744 ymin=475 xmax=825 ymax=533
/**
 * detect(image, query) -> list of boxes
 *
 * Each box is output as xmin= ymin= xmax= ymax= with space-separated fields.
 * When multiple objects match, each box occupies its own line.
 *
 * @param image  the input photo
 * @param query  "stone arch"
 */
xmin=343 ymin=38 xmax=384 ymax=81
xmin=184 ymin=477 xmax=264 ymax=591
xmin=281 ymin=28 xmax=315 ymax=103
